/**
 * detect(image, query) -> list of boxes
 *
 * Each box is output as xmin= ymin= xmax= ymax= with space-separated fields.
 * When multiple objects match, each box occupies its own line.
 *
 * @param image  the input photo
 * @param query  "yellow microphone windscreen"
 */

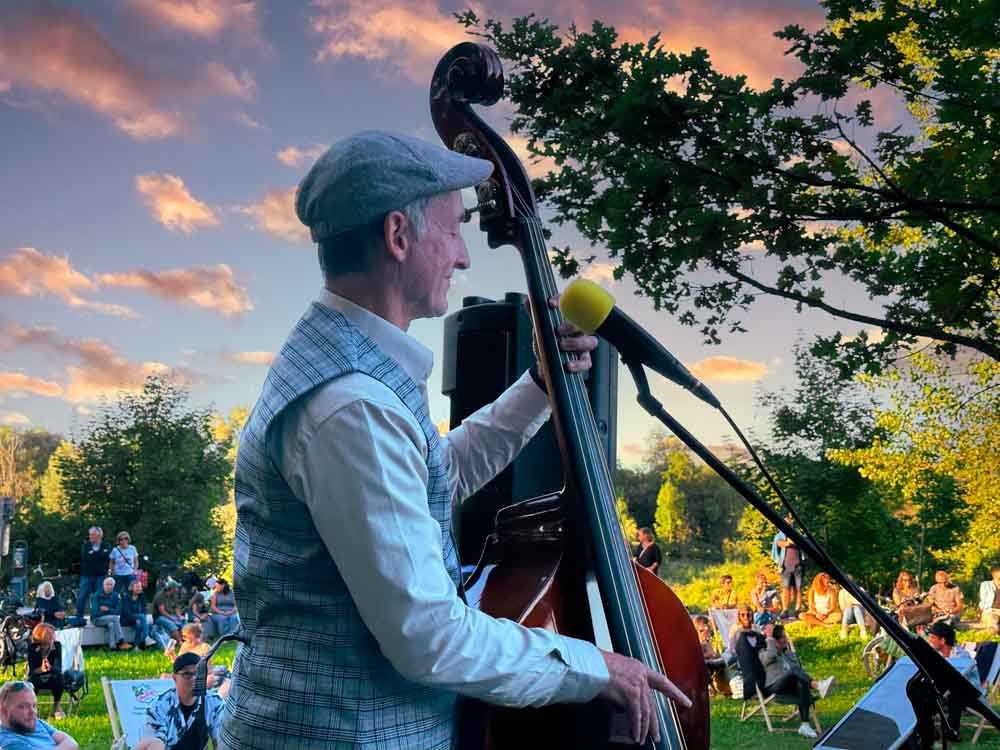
xmin=560 ymin=278 xmax=615 ymax=334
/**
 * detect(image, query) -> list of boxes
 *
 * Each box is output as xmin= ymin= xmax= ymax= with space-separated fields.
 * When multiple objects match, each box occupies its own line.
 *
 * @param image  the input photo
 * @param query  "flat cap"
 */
xmin=295 ymin=130 xmax=493 ymax=243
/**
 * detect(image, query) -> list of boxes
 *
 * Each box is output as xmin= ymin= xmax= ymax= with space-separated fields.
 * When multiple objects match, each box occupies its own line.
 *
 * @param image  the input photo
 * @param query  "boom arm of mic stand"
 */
xmin=623 ymin=359 xmax=1000 ymax=731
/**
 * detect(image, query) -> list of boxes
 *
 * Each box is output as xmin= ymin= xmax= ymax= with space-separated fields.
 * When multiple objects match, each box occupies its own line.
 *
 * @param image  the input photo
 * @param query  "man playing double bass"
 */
xmin=221 ymin=131 xmax=691 ymax=750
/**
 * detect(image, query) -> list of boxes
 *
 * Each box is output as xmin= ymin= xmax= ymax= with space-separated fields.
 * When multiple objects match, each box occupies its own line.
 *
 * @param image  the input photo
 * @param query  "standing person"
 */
xmin=927 ymin=570 xmax=964 ymax=625
xmin=759 ymin=624 xmax=835 ymax=739
xmin=978 ymin=566 xmax=1000 ymax=634
xmin=109 ymin=531 xmax=139 ymax=595
xmin=0 ymin=681 xmax=79 ymax=749
xmin=72 ymin=526 xmax=111 ymax=626
xmin=27 ymin=624 xmax=65 ymax=720
xmin=222 ymin=132 xmax=690 ymax=750
xmin=634 ymin=527 xmax=662 ymax=575
xmin=771 ymin=516 xmax=804 ymax=616
xmin=92 ymin=577 xmax=132 ymax=651
xmin=121 ymin=579 xmax=150 ymax=650
xmin=208 ymin=579 xmax=238 ymax=638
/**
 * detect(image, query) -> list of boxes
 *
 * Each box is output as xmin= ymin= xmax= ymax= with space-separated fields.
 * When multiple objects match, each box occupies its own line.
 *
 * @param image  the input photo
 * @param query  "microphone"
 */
xmin=560 ymin=279 xmax=721 ymax=410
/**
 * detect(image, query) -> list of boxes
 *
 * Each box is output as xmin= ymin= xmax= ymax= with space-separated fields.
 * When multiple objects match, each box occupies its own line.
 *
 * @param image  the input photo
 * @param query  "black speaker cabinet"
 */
xmin=442 ymin=293 xmax=618 ymax=564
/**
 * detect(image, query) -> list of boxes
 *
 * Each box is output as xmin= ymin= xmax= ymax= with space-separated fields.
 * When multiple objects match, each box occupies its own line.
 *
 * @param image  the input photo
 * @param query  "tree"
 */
xmin=615 ymin=496 xmax=638 ymax=545
xmin=460 ymin=2 xmax=999 ymax=375
xmin=57 ymin=377 xmax=232 ymax=581
xmin=739 ymin=342 xmax=913 ymax=589
xmin=829 ymin=352 xmax=1000 ymax=580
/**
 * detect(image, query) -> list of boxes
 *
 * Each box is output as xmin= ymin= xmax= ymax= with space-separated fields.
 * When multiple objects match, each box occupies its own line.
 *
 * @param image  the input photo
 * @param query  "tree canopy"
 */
xmin=460 ymin=0 xmax=998 ymax=375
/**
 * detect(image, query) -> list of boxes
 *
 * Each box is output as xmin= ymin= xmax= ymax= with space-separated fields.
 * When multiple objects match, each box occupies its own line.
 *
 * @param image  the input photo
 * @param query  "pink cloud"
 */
xmin=97 ymin=265 xmax=253 ymax=317
xmin=204 ymin=62 xmax=257 ymax=100
xmin=1 ymin=412 xmax=31 ymax=426
xmin=127 ymin=0 xmax=260 ymax=39
xmin=277 ymin=144 xmax=328 ymax=168
xmin=135 ymin=173 xmax=220 ymax=233
xmin=309 ymin=0 xmax=473 ymax=82
xmin=237 ymin=188 xmax=312 ymax=244
xmin=0 ymin=324 xmax=204 ymax=403
xmin=0 ymin=372 xmax=63 ymax=399
xmin=0 ymin=5 xmax=185 ymax=140
xmin=224 ymin=351 xmax=274 ymax=365
xmin=688 ymin=355 xmax=768 ymax=382
xmin=0 ymin=248 xmax=136 ymax=317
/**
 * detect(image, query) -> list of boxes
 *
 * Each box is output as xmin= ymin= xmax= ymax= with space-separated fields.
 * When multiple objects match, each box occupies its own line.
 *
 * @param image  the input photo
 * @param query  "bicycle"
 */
xmin=30 ymin=563 xmax=80 ymax=616
xmin=861 ymin=593 xmax=939 ymax=679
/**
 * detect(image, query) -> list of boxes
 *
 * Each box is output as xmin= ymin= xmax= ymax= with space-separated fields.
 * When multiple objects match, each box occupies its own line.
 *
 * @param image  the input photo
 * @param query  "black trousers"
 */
xmin=29 ymin=671 xmax=64 ymax=703
xmin=906 ymin=674 xmax=963 ymax=749
xmin=766 ymin=673 xmax=812 ymax=721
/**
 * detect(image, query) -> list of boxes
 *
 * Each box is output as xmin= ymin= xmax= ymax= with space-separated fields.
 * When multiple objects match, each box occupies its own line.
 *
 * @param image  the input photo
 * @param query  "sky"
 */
xmin=0 ymin=0 xmax=891 ymax=466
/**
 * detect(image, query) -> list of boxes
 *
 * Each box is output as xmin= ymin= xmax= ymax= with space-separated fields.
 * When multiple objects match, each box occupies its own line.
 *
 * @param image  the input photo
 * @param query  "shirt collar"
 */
xmin=316 ymin=289 xmax=434 ymax=385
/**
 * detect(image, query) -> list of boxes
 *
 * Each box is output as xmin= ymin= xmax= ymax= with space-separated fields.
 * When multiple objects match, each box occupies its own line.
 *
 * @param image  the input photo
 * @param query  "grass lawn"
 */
xmin=27 ymin=627 xmax=999 ymax=749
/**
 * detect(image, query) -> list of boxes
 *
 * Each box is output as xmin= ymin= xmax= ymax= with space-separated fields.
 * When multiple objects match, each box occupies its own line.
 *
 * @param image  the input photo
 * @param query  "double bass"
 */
xmin=430 ymin=43 xmax=710 ymax=750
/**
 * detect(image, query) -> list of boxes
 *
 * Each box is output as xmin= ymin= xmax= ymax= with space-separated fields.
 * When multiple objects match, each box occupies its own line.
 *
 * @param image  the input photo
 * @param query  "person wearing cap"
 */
xmin=0 ymin=680 xmax=79 ymax=749
xmin=905 ymin=620 xmax=980 ymax=747
xmin=222 ymin=131 xmax=690 ymax=750
xmin=134 ymin=653 xmax=224 ymax=750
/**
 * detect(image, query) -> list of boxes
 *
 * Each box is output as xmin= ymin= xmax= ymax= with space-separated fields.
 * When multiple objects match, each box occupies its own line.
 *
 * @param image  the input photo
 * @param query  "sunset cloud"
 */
xmin=579 ymin=262 xmax=618 ymax=286
xmin=0 ymin=5 xmax=185 ymax=140
xmin=127 ymin=0 xmax=260 ymax=39
xmin=1 ymin=412 xmax=31 ymax=426
xmin=204 ymin=62 xmax=256 ymax=100
xmin=97 ymin=265 xmax=253 ymax=317
xmin=237 ymin=188 xmax=311 ymax=244
xmin=688 ymin=355 xmax=768 ymax=382
xmin=277 ymin=144 xmax=328 ymax=168
xmin=309 ymin=0 xmax=471 ymax=82
xmin=0 ymin=248 xmax=135 ymax=317
xmin=0 ymin=373 xmax=63 ymax=399
xmin=0 ymin=324 xmax=201 ymax=403
xmin=235 ymin=111 xmax=265 ymax=129
xmin=223 ymin=351 xmax=274 ymax=365
xmin=135 ymin=173 xmax=220 ymax=233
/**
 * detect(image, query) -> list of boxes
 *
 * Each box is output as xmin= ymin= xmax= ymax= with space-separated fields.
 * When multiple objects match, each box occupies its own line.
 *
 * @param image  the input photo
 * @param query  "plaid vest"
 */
xmin=221 ymin=302 xmax=460 ymax=750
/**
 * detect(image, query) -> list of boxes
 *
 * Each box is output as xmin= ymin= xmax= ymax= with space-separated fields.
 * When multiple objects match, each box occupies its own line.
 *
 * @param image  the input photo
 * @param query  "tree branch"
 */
xmin=721 ymin=264 xmax=1000 ymax=361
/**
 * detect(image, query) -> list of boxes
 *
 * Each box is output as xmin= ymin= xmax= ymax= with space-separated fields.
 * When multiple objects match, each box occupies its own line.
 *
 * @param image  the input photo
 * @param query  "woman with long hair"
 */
xmin=893 ymin=570 xmax=932 ymax=627
xmin=27 ymin=623 xmax=65 ymax=719
xmin=801 ymin=572 xmax=842 ymax=627
xmin=209 ymin=578 xmax=239 ymax=637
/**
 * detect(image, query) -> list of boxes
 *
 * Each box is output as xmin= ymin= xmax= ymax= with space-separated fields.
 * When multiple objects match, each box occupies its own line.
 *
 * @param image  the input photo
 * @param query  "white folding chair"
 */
xmin=102 ymin=677 xmax=173 ymax=750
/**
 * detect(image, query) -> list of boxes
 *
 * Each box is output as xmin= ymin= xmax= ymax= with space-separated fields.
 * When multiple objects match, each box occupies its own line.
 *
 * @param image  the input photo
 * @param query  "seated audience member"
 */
xmin=92 ymin=577 xmax=132 ymax=651
xmin=906 ymin=620 xmax=978 ymax=748
xmin=33 ymin=583 xmax=65 ymax=629
xmin=0 ymin=680 xmax=79 ymax=749
xmin=710 ymin=575 xmax=738 ymax=610
xmin=977 ymin=566 xmax=1000 ymax=634
xmin=893 ymin=570 xmax=932 ymax=627
xmin=208 ymin=579 xmax=239 ymax=638
xmin=927 ymin=570 xmax=964 ymax=625
xmin=633 ymin=527 xmax=662 ymax=575
xmin=134 ymin=653 xmax=225 ymax=750
xmin=152 ymin=586 xmax=185 ymax=650
xmin=187 ymin=591 xmax=214 ymax=639
xmin=801 ymin=572 xmax=842 ymax=627
xmin=749 ymin=572 xmax=781 ymax=628
xmin=760 ymin=623 xmax=835 ymax=739
xmin=728 ymin=605 xmax=760 ymax=655
xmin=693 ymin=615 xmax=730 ymax=697
xmin=121 ymin=579 xmax=150 ymax=649
xmin=27 ymin=624 xmax=65 ymax=720
xmin=166 ymin=623 xmax=210 ymax=661
xmin=838 ymin=576 xmax=869 ymax=639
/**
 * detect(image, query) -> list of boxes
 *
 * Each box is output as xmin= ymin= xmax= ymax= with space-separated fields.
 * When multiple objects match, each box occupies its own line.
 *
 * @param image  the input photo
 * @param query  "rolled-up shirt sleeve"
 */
xmin=274 ymin=380 xmax=608 ymax=708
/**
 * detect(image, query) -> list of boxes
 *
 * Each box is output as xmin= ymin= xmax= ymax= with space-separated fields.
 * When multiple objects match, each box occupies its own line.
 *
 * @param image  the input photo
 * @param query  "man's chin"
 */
xmin=10 ymin=718 xmax=36 ymax=734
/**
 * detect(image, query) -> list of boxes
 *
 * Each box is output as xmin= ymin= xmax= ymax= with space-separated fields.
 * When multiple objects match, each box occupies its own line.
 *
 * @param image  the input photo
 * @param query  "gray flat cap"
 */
xmin=295 ymin=130 xmax=493 ymax=243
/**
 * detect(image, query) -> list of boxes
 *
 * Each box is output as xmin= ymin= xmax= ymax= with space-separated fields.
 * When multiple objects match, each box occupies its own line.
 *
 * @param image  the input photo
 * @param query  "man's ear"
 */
xmin=383 ymin=210 xmax=411 ymax=263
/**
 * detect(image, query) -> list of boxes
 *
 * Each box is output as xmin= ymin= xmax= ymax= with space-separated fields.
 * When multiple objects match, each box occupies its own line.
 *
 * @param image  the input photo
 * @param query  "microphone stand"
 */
xmin=622 ymin=359 xmax=999 ymax=738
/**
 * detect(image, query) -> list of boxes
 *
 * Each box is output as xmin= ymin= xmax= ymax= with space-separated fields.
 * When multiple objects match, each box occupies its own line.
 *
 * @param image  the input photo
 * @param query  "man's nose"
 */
xmin=456 ymin=240 xmax=471 ymax=270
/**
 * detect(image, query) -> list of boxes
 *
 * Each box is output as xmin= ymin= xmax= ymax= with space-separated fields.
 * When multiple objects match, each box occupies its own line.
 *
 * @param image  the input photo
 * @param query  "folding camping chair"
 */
xmin=966 ymin=640 xmax=1000 ymax=744
xmin=102 ymin=677 xmax=173 ymax=750
xmin=29 ymin=627 xmax=87 ymax=717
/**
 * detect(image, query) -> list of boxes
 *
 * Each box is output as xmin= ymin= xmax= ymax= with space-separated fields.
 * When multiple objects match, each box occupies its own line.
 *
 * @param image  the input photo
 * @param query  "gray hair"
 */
xmin=318 ymin=195 xmax=433 ymax=279
xmin=89 ymin=526 xmax=102 ymax=535
xmin=103 ymin=576 xmax=116 ymax=587
xmin=36 ymin=581 xmax=54 ymax=599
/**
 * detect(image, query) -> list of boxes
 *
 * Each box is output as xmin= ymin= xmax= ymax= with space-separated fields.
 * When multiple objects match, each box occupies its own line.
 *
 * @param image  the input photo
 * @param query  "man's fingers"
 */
xmin=649 ymin=671 xmax=693 ymax=709
xmin=626 ymin=686 xmax=642 ymax=746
